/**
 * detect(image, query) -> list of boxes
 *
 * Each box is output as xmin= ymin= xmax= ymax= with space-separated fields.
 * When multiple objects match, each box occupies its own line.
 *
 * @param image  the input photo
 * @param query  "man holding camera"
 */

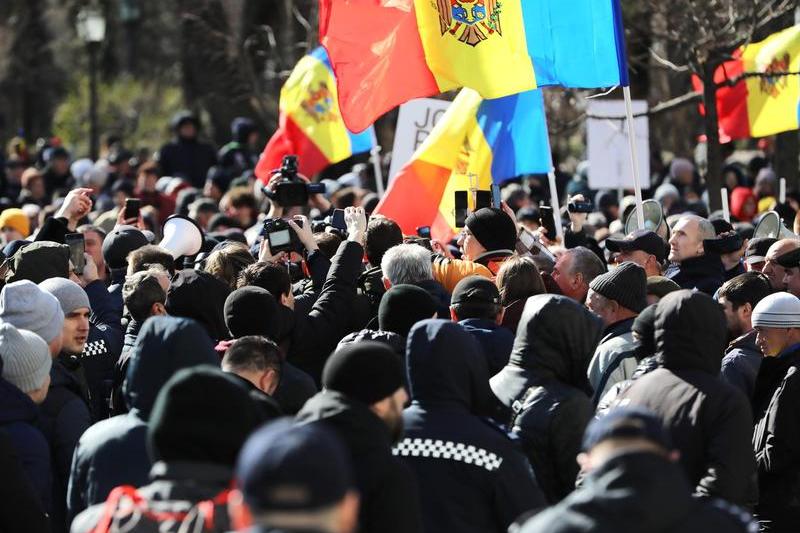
xmin=255 ymin=205 xmax=368 ymax=385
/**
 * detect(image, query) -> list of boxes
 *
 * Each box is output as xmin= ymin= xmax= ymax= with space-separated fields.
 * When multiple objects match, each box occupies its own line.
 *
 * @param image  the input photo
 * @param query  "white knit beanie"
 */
xmin=0 ymin=323 xmax=51 ymax=392
xmin=752 ymin=292 xmax=800 ymax=329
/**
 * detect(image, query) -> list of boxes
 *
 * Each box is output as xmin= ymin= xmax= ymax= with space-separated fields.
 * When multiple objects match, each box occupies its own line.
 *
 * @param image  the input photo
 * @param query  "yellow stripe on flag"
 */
xmin=413 ymin=89 xmax=495 ymax=232
xmin=280 ymin=55 xmax=353 ymax=162
xmin=743 ymin=25 xmax=800 ymax=138
xmin=414 ymin=0 xmax=536 ymax=97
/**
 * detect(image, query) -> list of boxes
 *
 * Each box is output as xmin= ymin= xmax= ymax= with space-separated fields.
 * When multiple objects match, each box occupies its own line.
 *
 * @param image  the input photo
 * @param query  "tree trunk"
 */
xmin=774 ymin=131 xmax=800 ymax=194
xmin=702 ymin=60 xmax=722 ymax=212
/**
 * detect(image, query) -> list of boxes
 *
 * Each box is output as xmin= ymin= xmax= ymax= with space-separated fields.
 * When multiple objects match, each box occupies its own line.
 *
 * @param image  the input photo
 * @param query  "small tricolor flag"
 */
xmin=692 ymin=25 xmax=800 ymax=140
xmin=255 ymin=47 xmax=375 ymax=182
xmin=320 ymin=0 xmax=629 ymax=132
xmin=373 ymin=88 xmax=551 ymax=241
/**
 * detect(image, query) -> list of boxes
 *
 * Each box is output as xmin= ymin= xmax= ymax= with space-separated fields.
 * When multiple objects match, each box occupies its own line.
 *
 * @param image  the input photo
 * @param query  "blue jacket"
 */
xmin=396 ymin=320 xmax=544 ymax=533
xmin=459 ymin=318 xmax=515 ymax=377
xmin=78 ymin=280 xmax=124 ymax=421
xmin=721 ymin=330 xmax=762 ymax=403
xmin=0 ymin=378 xmax=52 ymax=513
xmin=66 ymin=317 xmax=219 ymax=523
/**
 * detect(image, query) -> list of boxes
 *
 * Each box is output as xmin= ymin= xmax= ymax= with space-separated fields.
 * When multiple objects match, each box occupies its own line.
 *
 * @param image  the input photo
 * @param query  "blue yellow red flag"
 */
xmin=320 ymin=0 xmax=629 ymax=132
xmin=374 ymin=88 xmax=551 ymax=241
xmin=255 ymin=47 xmax=374 ymax=182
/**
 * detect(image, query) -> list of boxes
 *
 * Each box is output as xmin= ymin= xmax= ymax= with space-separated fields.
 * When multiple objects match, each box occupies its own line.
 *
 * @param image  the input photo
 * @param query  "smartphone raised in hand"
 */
xmin=539 ymin=206 xmax=557 ymax=239
xmin=125 ymin=198 xmax=141 ymax=221
xmin=65 ymin=233 xmax=86 ymax=275
xmin=454 ymin=191 xmax=469 ymax=228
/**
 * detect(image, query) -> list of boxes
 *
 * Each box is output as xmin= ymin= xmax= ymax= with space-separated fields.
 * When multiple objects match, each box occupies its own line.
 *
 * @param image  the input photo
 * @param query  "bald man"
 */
xmin=664 ymin=214 xmax=725 ymax=295
xmin=762 ymin=239 xmax=800 ymax=291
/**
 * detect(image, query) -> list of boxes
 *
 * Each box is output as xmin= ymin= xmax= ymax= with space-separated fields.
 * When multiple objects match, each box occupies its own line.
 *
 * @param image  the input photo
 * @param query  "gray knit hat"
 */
xmin=39 ymin=278 xmax=91 ymax=315
xmin=0 ymin=280 xmax=65 ymax=343
xmin=0 ymin=323 xmax=51 ymax=392
xmin=752 ymin=292 xmax=800 ymax=328
xmin=589 ymin=261 xmax=647 ymax=313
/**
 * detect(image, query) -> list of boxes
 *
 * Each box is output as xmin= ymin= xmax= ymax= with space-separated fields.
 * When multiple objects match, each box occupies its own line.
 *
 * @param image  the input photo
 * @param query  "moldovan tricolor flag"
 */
xmin=692 ymin=25 xmax=800 ymax=140
xmin=373 ymin=88 xmax=551 ymax=241
xmin=320 ymin=0 xmax=629 ymax=132
xmin=255 ymin=47 xmax=375 ymax=182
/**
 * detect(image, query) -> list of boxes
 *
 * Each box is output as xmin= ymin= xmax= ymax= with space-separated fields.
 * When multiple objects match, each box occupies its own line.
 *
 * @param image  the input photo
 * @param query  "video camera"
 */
xmin=261 ymin=218 xmax=304 ymax=254
xmin=264 ymin=155 xmax=326 ymax=207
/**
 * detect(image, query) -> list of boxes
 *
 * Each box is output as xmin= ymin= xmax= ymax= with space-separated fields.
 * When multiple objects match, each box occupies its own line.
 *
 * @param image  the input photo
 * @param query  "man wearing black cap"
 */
xmin=586 ymin=262 xmax=648 ymax=405
xmin=296 ymin=342 xmax=423 ymax=533
xmin=102 ymin=224 xmax=149 ymax=314
xmin=233 ymin=420 xmax=360 ymax=533
xmin=450 ymin=276 xmax=514 ymax=376
xmin=515 ymin=407 xmax=758 ymax=533
xmin=605 ymin=230 xmax=667 ymax=278
xmin=743 ymin=237 xmax=777 ymax=272
xmin=762 ymin=238 xmax=800 ymax=290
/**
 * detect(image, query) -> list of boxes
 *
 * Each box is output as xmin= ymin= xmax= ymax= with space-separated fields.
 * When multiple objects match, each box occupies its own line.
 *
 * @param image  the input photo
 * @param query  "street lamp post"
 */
xmin=76 ymin=7 xmax=106 ymax=161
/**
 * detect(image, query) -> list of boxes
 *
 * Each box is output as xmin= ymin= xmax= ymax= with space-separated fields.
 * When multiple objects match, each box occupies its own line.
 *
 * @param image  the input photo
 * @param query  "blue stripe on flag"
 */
xmin=525 ymin=0 xmax=627 ymax=88
xmin=476 ymin=89 xmax=552 ymax=183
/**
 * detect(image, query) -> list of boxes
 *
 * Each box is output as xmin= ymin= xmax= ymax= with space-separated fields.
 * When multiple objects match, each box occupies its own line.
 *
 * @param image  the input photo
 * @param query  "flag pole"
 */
xmin=622 ymin=86 xmax=645 ymax=230
xmin=721 ymin=187 xmax=730 ymax=222
xmin=369 ymin=128 xmax=386 ymax=197
xmin=547 ymin=169 xmax=564 ymax=241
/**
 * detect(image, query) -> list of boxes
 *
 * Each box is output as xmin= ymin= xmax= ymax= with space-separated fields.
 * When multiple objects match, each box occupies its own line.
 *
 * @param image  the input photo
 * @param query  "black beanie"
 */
xmin=589 ymin=261 xmax=647 ymax=313
xmin=322 ymin=341 xmax=404 ymax=405
xmin=378 ymin=284 xmax=437 ymax=337
xmin=224 ymin=286 xmax=282 ymax=340
xmin=465 ymin=208 xmax=517 ymax=252
xmin=102 ymin=225 xmax=149 ymax=270
xmin=148 ymin=366 xmax=265 ymax=465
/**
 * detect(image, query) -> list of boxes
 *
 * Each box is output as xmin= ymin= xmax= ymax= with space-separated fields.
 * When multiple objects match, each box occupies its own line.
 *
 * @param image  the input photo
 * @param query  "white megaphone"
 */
xmin=624 ymin=199 xmax=670 ymax=242
xmin=159 ymin=214 xmax=204 ymax=259
xmin=753 ymin=211 xmax=797 ymax=240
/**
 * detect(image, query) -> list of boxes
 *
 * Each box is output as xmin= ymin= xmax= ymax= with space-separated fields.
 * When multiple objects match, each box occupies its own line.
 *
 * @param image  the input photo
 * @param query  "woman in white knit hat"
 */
xmin=751 ymin=291 xmax=800 ymax=532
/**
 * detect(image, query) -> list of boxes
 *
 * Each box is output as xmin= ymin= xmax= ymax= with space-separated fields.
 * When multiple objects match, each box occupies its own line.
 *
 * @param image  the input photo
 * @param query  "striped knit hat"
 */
xmin=752 ymin=292 xmax=800 ymax=329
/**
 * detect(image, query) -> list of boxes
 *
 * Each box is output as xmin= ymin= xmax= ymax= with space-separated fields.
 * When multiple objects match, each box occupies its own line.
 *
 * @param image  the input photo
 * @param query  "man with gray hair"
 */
xmin=665 ymin=214 xmax=725 ymax=295
xmin=551 ymin=246 xmax=606 ymax=303
xmin=381 ymin=244 xmax=450 ymax=318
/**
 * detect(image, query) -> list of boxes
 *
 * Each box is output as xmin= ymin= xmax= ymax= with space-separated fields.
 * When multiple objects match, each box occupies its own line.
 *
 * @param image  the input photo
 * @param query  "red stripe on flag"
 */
xmin=373 ymin=160 xmax=452 ymax=236
xmin=255 ymin=115 xmax=331 ymax=184
xmin=691 ymin=53 xmax=751 ymax=141
xmin=319 ymin=0 xmax=440 ymax=133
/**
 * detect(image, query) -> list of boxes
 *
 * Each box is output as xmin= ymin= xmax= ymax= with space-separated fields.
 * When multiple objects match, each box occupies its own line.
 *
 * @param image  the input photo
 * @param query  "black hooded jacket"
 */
xmin=491 ymin=295 xmax=604 ymax=503
xmin=752 ymin=344 xmax=800 ymax=531
xmin=66 ymin=317 xmax=219 ymax=523
xmin=166 ymin=269 xmax=231 ymax=342
xmin=616 ymin=290 xmax=756 ymax=506
xmin=665 ymin=253 xmax=725 ymax=296
xmin=297 ymin=391 xmax=423 ymax=533
xmin=157 ymin=119 xmax=217 ymax=188
xmin=396 ymin=319 xmax=545 ymax=533
xmin=518 ymin=452 xmax=758 ymax=533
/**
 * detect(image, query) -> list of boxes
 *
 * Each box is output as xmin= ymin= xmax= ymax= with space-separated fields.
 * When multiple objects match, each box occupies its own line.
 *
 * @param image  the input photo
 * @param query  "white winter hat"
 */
xmin=752 ymin=292 xmax=800 ymax=329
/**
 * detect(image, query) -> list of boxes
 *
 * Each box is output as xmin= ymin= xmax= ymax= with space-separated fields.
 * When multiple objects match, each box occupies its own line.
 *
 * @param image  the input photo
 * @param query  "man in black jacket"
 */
xmin=70 ymin=366 xmax=265 ymax=533
xmin=396 ymin=319 xmax=544 ymax=532
xmin=297 ymin=342 xmax=423 ymax=533
xmin=490 ymin=295 xmax=604 ymax=503
xmin=615 ymin=290 xmax=756 ymax=506
xmin=750 ymin=291 xmax=800 ymax=531
xmin=156 ymin=111 xmax=217 ymax=188
xmin=665 ymin=214 xmax=725 ymax=295
xmin=66 ymin=316 xmax=219 ymax=523
xmin=516 ymin=407 xmax=758 ymax=533
xmin=718 ymin=272 xmax=772 ymax=402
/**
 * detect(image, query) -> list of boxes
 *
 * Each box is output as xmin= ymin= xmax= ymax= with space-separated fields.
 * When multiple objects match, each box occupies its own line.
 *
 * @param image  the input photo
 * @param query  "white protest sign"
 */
xmin=587 ymin=99 xmax=650 ymax=190
xmin=388 ymin=98 xmax=451 ymax=183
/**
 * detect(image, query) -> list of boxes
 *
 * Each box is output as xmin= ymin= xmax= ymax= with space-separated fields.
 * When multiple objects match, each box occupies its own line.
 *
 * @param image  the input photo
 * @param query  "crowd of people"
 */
xmin=1 ymin=112 xmax=799 ymax=533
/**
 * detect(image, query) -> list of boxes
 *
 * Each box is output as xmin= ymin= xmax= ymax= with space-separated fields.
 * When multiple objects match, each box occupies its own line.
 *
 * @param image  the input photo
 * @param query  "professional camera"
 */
xmin=261 ymin=218 xmax=304 ymax=254
xmin=264 ymin=155 xmax=326 ymax=207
